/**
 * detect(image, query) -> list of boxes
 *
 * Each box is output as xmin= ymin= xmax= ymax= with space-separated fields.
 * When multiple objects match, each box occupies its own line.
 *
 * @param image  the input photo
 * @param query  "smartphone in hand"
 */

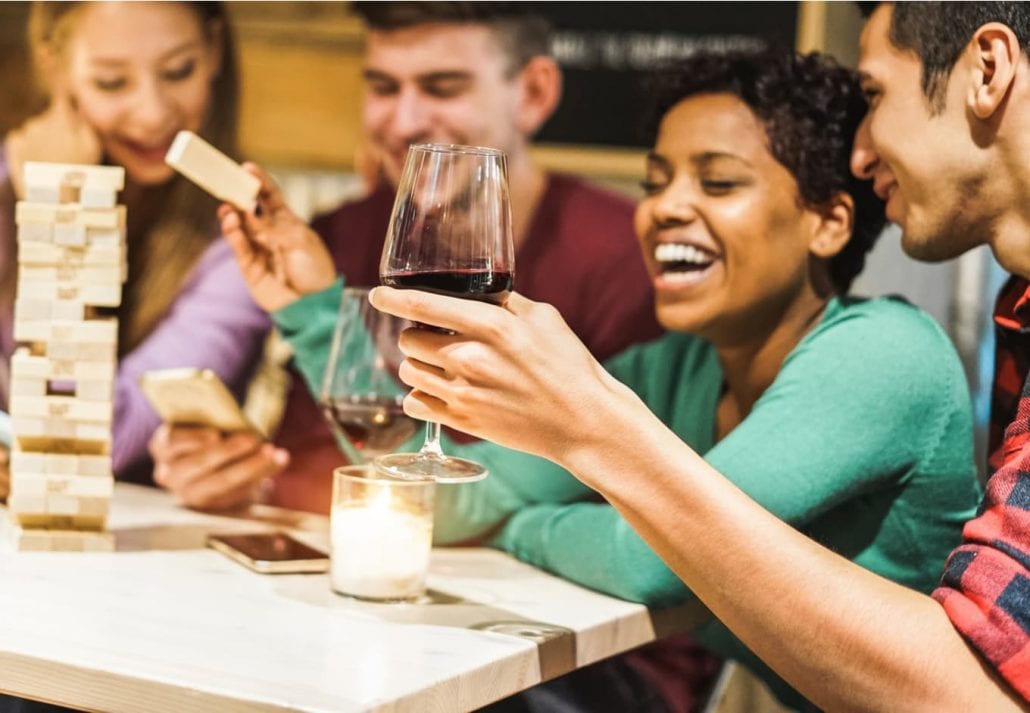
xmin=139 ymin=367 xmax=254 ymax=433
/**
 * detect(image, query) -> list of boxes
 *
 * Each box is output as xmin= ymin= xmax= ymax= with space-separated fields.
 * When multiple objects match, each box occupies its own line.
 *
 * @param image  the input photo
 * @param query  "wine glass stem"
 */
xmin=420 ymin=421 xmax=445 ymax=459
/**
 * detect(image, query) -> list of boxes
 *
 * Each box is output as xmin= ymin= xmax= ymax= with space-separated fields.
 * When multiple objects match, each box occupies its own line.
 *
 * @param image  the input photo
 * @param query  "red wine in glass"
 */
xmin=320 ymin=395 xmax=419 ymax=456
xmin=319 ymin=287 xmax=412 ymax=465
xmin=382 ymin=269 xmax=513 ymax=305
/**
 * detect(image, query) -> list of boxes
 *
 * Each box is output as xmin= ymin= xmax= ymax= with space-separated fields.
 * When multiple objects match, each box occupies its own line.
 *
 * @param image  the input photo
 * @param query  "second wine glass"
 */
xmin=320 ymin=287 xmax=420 ymax=463
xmin=377 ymin=143 xmax=515 ymax=483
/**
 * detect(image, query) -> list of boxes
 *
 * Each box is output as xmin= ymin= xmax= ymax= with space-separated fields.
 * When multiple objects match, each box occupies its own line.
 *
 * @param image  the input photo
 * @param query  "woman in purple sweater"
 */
xmin=0 ymin=2 xmax=269 ymax=493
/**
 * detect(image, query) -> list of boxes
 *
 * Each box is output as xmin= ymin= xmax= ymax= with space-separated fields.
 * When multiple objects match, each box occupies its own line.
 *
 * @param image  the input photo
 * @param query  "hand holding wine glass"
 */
xmin=377 ymin=143 xmax=515 ymax=482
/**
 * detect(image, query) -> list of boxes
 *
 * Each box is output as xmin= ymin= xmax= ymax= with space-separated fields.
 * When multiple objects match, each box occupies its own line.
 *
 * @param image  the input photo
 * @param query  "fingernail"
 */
xmin=273 ymin=448 xmax=290 ymax=466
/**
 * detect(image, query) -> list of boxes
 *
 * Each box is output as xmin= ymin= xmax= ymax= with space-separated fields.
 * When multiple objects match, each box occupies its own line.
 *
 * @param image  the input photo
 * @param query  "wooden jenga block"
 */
xmin=12 ymin=415 xmax=111 ymax=441
xmin=24 ymin=185 xmax=61 ymax=204
xmin=53 ymin=300 xmax=88 ymax=321
xmin=44 ymin=341 xmax=117 ymax=362
xmin=17 ymin=280 xmax=122 ymax=307
xmin=13 ymin=298 xmax=48 ymax=322
xmin=14 ymin=512 xmax=106 ymax=530
xmin=44 ymin=494 xmax=109 ymax=518
xmin=15 ymin=202 xmax=124 ymax=229
xmin=16 ymin=222 xmax=53 ymax=242
xmin=14 ymin=317 xmax=118 ymax=346
xmin=74 ymin=379 xmax=114 ymax=402
xmin=3 ymin=517 xmax=115 ymax=551
xmin=10 ymin=450 xmax=112 ymax=477
xmin=11 ymin=473 xmax=114 ymax=497
xmin=9 ymin=375 xmax=46 ymax=397
xmin=18 ymin=241 xmax=126 ymax=266
xmin=23 ymin=162 xmax=124 ymax=193
xmin=9 ymin=395 xmax=113 ymax=424
xmin=45 ymin=493 xmax=78 ymax=515
xmin=11 ymin=348 xmax=115 ymax=381
xmin=49 ymin=529 xmax=114 ymax=551
xmin=79 ymin=186 xmax=118 ymax=209
xmin=84 ymin=225 xmax=125 ymax=247
xmin=22 ymin=163 xmax=124 ymax=211
xmin=52 ymin=320 xmax=118 ymax=343
xmin=53 ymin=222 xmax=87 ymax=246
xmin=75 ymin=496 xmax=109 ymax=516
xmin=17 ymin=221 xmax=125 ymax=248
xmin=165 ymin=130 xmax=260 ymax=211
xmin=2 ymin=519 xmax=54 ymax=551
xmin=19 ymin=264 xmax=124 ymax=285
xmin=7 ymin=493 xmax=47 ymax=514
xmin=13 ymin=434 xmax=110 ymax=456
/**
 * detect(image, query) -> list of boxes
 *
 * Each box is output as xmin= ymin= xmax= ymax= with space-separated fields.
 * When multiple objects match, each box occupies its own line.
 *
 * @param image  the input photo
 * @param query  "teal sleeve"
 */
xmin=429 ymin=332 xmax=691 ymax=545
xmin=432 ymin=438 xmax=595 ymax=544
xmin=432 ymin=338 xmax=688 ymax=544
xmin=272 ymin=278 xmax=344 ymax=398
xmin=490 ymin=300 xmax=970 ymax=607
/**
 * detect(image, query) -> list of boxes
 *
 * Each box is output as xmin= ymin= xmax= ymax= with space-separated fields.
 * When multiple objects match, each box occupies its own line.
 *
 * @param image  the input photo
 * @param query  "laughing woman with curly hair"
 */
xmin=213 ymin=45 xmax=982 ymax=711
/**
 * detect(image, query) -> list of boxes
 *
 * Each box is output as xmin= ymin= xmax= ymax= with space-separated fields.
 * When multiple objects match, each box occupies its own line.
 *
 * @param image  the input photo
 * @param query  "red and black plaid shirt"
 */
xmin=933 ymin=276 xmax=1030 ymax=701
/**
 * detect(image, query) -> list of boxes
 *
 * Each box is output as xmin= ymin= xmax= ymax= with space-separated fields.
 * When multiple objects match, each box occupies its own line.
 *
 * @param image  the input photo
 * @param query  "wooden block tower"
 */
xmin=4 ymin=162 xmax=126 ymax=552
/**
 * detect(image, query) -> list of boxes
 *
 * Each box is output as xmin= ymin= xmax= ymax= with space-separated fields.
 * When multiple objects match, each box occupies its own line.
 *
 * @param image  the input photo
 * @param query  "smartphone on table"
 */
xmin=207 ymin=532 xmax=329 ymax=574
xmin=139 ymin=367 xmax=255 ymax=433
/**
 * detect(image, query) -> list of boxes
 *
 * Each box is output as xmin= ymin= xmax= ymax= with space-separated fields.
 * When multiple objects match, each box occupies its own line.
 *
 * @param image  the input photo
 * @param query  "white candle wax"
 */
xmin=330 ymin=503 xmax=432 ymax=600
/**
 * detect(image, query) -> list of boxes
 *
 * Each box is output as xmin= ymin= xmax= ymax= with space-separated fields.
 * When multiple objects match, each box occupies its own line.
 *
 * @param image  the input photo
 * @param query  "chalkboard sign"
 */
xmin=537 ymin=2 xmax=799 ymax=148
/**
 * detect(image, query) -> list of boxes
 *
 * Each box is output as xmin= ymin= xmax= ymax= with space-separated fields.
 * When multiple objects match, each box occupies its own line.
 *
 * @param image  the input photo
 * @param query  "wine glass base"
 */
xmin=374 ymin=452 xmax=488 ymax=483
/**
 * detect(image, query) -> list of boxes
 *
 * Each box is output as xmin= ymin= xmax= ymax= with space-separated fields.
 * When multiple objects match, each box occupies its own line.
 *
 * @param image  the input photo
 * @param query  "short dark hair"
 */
xmin=864 ymin=2 xmax=1030 ymax=113
xmin=350 ymin=2 xmax=552 ymax=74
xmin=649 ymin=47 xmax=885 ymax=294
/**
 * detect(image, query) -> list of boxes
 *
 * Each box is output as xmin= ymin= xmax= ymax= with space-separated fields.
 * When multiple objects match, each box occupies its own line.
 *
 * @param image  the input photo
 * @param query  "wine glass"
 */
xmin=320 ymin=286 xmax=420 ymax=464
xmin=377 ymin=143 xmax=515 ymax=483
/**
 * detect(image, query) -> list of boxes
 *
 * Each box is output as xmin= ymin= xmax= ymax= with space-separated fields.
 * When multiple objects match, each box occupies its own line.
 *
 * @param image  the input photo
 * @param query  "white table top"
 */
xmin=0 ymin=483 xmax=708 ymax=712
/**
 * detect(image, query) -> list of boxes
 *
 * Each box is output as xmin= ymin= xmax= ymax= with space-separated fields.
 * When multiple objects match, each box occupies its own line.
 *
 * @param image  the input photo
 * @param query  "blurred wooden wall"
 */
xmin=0 ymin=2 xmax=45 ymax=137
xmin=0 ymin=1 xmax=858 ymax=179
xmin=229 ymin=2 xmax=365 ymax=170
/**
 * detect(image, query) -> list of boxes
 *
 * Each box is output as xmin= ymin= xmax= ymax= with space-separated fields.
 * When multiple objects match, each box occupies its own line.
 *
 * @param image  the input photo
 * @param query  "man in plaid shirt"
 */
xmin=933 ymin=273 xmax=1030 ymax=701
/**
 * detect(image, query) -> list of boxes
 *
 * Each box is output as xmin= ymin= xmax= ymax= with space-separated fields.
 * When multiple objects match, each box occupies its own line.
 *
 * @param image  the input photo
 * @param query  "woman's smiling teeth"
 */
xmin=654 ymin=243 xmax=716 ymax=284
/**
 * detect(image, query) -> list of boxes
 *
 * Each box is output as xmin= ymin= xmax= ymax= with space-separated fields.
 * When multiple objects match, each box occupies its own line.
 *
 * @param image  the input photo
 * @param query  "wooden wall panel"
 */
xmin=1 ymin=2 xmax=846 ymax=181
xmin=229 ymin=2 xmax=365 ymax=170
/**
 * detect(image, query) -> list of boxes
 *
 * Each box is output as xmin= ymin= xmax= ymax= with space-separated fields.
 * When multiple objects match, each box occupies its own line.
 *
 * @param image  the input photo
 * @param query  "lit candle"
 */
xmin=330 ymin=483 xmax=433 ymax=601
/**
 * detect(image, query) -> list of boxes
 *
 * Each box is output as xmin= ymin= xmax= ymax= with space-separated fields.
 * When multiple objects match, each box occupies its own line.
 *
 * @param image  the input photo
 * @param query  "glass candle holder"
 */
xmin=330 ymin=465 xmax=435 ymax=602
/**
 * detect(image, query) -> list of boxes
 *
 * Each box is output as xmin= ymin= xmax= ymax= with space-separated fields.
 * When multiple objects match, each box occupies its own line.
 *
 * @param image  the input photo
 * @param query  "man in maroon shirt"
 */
xmin=149 ymin=4 xmax=661 ymax=512
xmin=283 ymin=3 xmax=661 ymax=514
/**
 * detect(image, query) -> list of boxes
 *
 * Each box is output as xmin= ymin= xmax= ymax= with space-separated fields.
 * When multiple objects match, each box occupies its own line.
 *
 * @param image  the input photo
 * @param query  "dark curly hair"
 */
xmin=648 ymin=46 xmax=885 ymax=294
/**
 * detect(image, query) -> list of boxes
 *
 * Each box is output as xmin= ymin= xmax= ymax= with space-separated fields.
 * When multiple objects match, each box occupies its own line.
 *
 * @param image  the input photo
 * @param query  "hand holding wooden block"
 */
xmin=165 ymin=130 xmax=260 ymax=211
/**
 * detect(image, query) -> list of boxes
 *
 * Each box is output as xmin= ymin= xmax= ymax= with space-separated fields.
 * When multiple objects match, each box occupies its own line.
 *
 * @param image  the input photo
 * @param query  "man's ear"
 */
xmin=809 ymin=192 xmax=854 ymax=260
xmin=515 ymin=56 xmax=562 ymax=135
xmin=967 ymin=22 xmax=1020 ymax=120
